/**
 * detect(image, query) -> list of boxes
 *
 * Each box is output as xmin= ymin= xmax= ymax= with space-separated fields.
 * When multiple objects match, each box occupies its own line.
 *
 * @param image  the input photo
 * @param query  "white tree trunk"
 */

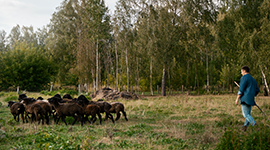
xmin=126 ymin=41 xmax=129 ymax=92
xmin=92 ymin=69 xmax=95 ymax=91
xmin=186 ymin=60 xmax=190 ymax=88
xmin=161 ymin=68 xmax=166 ymax=96
xmin=260 ymin=66 xmax=270 ymax=95
xmin=206 ymin=48 xmax=209 ymax=93
xmin=168 ymin=68 xmax=171 ymax=95
xmin=136 ymin=57 xmax=139 ymax=93
xmin=50 ymin=84 xmax=53 ymax=92
xmin=96 ymin=39 xmax=99 ymax=91
xmin=150 ymin=57 xmax=153 ymax=95
xmin=17 ymin=86 xmax=19 ymax=94
xmin=253 ymin=49 xmax=270 ymax=95
xmin=119 ymin=50 xmax=123 ymax=92
xmin=115 ymin=40 xmax=118 ymax=91
xmin=99 ymin=53 xmax=101 ymax=88
xmin=232 ymin=63 xmax=235 ymax=93
xmin=78 ymin=84 xmax=81 ymax=94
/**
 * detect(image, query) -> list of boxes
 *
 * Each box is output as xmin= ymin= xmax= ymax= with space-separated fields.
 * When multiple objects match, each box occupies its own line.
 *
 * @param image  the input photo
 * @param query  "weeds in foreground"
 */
xmin=216 ymin=124 xmax=270 ymax=150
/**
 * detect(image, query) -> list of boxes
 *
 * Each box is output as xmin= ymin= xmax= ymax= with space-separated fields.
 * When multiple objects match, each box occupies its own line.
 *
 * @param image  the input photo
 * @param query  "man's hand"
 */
xmin=235 ymin=99 xmax=239 ymax=105
xmin=235 ymin=94 xmax=241 ymax=105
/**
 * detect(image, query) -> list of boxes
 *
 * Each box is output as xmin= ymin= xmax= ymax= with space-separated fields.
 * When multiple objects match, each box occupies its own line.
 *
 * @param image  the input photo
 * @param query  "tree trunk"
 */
xmin=85 ymin=82 xmax=88 ymax=93
xmin=210 ymin=52 xmax=213 ymax=91
xmin=150 ymin=57 xmax=153 ymax=96
xmin=178 ymin=64 xmax=183 ymax=87
xmin=91 ymin=68 xmax=95 ymax=92
xmin=115 ymin=39 xmax=118 ymax=91
xmin=161 ymin=68 xmax=166 ymax=96
xmin=232 ymin=62 xmax=235 ymax=93
xmin=182 ymin=85 xmax=184 ymax=94
xmin=126 ymin=42 xmax=129 ymax=92
xmin=253 ymin=49 xmax=270 ymax=95
xmin=194 ymin=53 xmax=198 ymax=90
xmin=105 ymin=52 xmax=109 ymax=88
xmin=206 ymin=48 xmax=209 ymax=93
xmin=223 ymin=57 xmax=226 ymax=92
xmin=168 ymin=68 xmax=171 ymax=95
xmin=227 ymin=65 xmax=230 ymax=92
xmin=78 ymin=84 xmax=81 ymax=94
xmin=50 ymin=84 xmax=53 ymax=92
xmin=260 ymin=66 xmax=270 ymax=95
xmin=263 ymin=74 xmax=268 ymax=96
xmin=17 ymin=86 xmax=19 ymax=94
xmin=99 ymin=52 xmax=101 ymax=88
xmin=186 ymin=59 xmax=190 ymax=89
xmin=136 ymin=57 xmax=139 ymax=93
xmin=96 ymin=39 xmax=99 ymax=91
xmin=120 ymin=50 xmax=123 ymax=92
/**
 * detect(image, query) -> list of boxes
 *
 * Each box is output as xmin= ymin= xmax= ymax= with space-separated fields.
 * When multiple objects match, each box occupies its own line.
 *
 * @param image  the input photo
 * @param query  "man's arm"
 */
xmin=235 ymin=94 xmax=241 ymax=105
xmin=238 ymin=76 xmax=248 ymax=95
xmin=235 ymin=76 xmax=247 ymax=105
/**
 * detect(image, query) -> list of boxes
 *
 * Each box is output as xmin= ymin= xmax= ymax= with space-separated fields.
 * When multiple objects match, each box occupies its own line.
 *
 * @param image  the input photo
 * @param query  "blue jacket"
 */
xmin=238 ymin=74 xmax=260 ymax=106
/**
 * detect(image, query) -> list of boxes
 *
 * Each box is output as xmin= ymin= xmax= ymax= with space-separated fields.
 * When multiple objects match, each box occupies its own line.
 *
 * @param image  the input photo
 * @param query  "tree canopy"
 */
xmin=0 ymin=0 xmax=269 ymax=94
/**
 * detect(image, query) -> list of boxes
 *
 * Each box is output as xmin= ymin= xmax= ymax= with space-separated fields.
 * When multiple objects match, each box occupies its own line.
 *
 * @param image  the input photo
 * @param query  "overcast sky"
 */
xmin=0 ymin=0 xmax=118 ymax=35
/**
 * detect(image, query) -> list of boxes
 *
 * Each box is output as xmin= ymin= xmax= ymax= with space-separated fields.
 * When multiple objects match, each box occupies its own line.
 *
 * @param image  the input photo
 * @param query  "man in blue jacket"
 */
xmin=235 ymin=66 xmax=260 ymax=131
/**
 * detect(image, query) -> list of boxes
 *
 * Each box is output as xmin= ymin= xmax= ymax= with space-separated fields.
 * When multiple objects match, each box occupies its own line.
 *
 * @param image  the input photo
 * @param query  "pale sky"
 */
xmin=0 ymin=0 xmax=118 ymax=35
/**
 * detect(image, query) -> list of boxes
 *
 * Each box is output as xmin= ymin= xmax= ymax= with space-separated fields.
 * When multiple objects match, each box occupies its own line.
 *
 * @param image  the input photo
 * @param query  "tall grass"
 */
xmin=0 ymin=93 xmax=269 ymax=149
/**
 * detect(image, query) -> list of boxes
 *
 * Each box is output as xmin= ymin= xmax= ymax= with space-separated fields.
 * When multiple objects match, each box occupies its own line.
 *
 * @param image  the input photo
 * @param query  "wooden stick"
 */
xmin=234 ymin=81 xmax=240 ymax=87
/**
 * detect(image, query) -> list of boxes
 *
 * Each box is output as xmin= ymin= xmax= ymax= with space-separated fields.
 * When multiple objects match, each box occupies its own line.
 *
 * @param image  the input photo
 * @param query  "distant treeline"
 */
xmin=0 ymin=0 xmax=269 ymax=95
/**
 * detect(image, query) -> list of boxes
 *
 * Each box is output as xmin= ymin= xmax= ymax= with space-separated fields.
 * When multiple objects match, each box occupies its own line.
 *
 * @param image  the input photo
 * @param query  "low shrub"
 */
xmin=40 ymin=90 xmax=57 ymax=96
xmin=3 ymin=96 xmax=18 ymax=102
xmin=40 ymin=89 xmax=78 ymax=97
xmin=0 ymin=92 xmax=5 ymax=97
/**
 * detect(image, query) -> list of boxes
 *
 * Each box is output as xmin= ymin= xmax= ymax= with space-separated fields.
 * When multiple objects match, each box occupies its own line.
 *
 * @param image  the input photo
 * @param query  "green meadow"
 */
xmin=0 ymin=92 xmax=270 ymax=149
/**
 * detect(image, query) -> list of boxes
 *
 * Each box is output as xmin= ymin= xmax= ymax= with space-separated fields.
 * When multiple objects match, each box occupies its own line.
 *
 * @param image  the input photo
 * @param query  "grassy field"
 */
xmin=0 ymin=92 xmax=270 ymax=149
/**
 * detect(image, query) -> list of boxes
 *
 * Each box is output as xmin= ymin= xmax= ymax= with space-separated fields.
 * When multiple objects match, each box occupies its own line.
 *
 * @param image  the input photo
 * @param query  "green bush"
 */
xmin=3 ymin=96 xmax=18 ymax=102
xmin=0 ymin=92 xmax=5 ymax=97
xmin=62 ymin=89 xmax=78 ymax=97
xmin=40 ymin=90 xmax=58 ymax=96
xmin=40 ymin=89 xmax=78 ymax=97
xmin=0 ymin=43 xmax=57 ymax=91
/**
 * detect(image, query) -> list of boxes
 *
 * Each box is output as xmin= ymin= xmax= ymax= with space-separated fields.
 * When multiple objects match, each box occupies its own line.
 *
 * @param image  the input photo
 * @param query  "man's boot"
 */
xmin=241 ymin=126 xmax=247 ymax=132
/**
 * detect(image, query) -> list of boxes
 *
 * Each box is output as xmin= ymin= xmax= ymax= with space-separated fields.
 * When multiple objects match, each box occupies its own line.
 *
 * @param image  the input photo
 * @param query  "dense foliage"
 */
xmin=0 ymin=0 xmax=269 ymax=93
xmin=0 ymin=42 xmax=57 ymax=91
